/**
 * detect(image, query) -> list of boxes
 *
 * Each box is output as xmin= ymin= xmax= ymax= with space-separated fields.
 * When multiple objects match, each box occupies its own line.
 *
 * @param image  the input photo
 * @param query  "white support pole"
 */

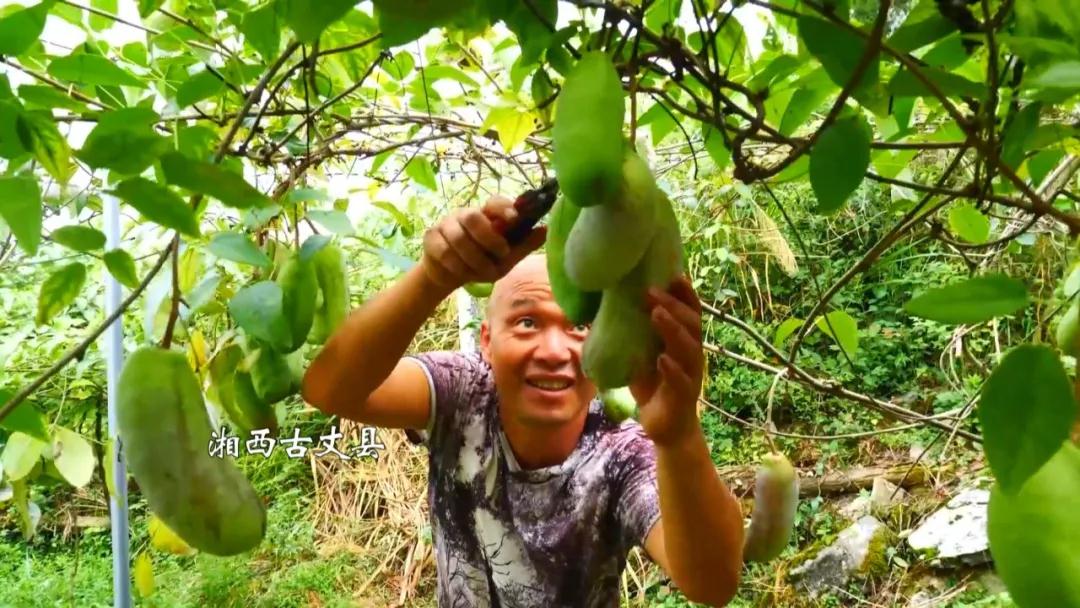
xmin=103 ymin=193 xmax=132 ymax=608
xmin=456 ymin=288 xmax=478 ymax=353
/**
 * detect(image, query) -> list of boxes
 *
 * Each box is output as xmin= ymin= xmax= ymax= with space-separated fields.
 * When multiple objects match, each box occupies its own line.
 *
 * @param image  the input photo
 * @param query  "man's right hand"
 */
xmin=420 ymin=195 xmax=548 ymax=291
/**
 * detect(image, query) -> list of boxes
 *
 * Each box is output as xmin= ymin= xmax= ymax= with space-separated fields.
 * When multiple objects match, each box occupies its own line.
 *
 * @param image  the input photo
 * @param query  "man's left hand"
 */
xmin=629 ymin=274 xmax=705 ymax=448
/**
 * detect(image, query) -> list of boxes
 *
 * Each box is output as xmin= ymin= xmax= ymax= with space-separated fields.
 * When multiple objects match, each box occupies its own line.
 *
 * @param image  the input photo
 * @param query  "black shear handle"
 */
xmin=492 ymin=178 xmax=559 ymax=245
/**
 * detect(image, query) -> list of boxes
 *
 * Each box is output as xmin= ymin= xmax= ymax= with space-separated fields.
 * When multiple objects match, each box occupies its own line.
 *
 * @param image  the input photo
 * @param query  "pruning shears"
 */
xmin=491 ymin=177 xmax=560 ymax=245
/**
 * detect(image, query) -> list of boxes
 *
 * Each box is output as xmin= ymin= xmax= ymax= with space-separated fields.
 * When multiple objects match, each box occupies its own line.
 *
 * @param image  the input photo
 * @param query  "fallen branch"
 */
xmin=721 ymin=461 xmax=933 ymax=498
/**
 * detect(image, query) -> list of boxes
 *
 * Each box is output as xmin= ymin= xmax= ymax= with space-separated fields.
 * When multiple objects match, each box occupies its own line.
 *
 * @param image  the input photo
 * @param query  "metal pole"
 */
xmin=103 ymin=193 xmax=132 ymax=608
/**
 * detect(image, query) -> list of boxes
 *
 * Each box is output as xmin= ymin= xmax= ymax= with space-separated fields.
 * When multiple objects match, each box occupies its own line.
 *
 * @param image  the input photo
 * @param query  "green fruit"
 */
xmin=552 ymin=51 xmax=625 ymax=208
xmin=1055 ymin=299 xmax=1080 ymax=357
xmin=601 ymin=386 xmax=637 ymax=423
xmin=308 ymin=244 xmax=350 ymax=345
xmin=287 ymin=350 xmax=305 ymax=395
xmin=277 ymin=253 xmax=318 ymax=352
xmin=207 ymin=344 xmax=247 ymax=430
xmin=546 ymin=196 xmax=602 ymax=324
xmin=232 ymin=369 xmax=279 ymax=436
xmin=743 ymin=452 xmax=799 ymax=563
xmin=564 ymin=150 xmax=662 ymax=291
xmin=116 ymin=347 xmax=266 ymax=556
xmin=987 ymin=441 xmax=1080 ymax=608
xmin=464 ymin=281 xmax=493 ymax=298
xmin=249 ymin=344 xmax=295 ymax=404
xmin=582 ymin=193 xmax=683 ymax=390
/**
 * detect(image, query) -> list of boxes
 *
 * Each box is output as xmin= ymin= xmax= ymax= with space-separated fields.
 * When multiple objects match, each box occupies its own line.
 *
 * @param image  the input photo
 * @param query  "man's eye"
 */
xmin=517 ymin=317 xmax=536 ymax=328
xmin=572 ymin=324 xmax=589 ymax=332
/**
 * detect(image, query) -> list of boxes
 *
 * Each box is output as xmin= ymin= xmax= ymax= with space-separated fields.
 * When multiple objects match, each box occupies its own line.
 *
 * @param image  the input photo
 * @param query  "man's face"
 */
xmin=480 ymin=255 xmax=596 ymax=428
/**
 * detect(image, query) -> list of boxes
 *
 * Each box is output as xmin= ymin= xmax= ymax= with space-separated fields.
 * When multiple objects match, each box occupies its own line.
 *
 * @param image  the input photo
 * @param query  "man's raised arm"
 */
xmin=301 ymin=196 xmax=546 ymax=426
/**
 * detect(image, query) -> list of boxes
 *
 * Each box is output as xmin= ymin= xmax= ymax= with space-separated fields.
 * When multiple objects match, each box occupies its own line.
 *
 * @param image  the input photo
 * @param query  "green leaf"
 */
xmin=773 ymin=317 xmax=805 ymax=349
xmin=1 ymin=432 xmax=45 ymax=481
xmin=887 ymin=66 xmax=985 ymax=99
xmin=280 ymin=0 xmax=357 ymax=44
xmin=0 ymin=389 xmax=49 ymax=443
xmin=36 ymin=263 xmax=86 ymax=325
xmin=0 ymin=176 xmax=42 ymax=256
xmin=779 ymin=86 xmax=831 ymax=137
xmin=904 ymin=274 xmax=1030 ymax=324
xmin=486 ymin=107 xmax=533 ymax=153
xmin=50 ymin=225 xmax=106 ymax=252
xmin=175 ymin=70 xmax=226 ymax=108
xmin=979 ymin=344 xmax=1076 ymax=495
xmin=47 ymin=54 xmax=144 ymax=88
xmin=16 ymin=110 xmax=72 ymax=184
xmin=18 ymin=85 xmax=90 ymax=112
xmin=1028 ymin=61 xmax=1080 ymax=91
xmin=810 ymin=114 xmax=870 ymax=214
xmin=76 ymin=109 xmax=168 ymax=175
xmin=0 ymin=1 xmax=53 ymax=56
xmin=138 ymin=0 xmax=165 ymax=18
xmin=228 ymin=281 xmax=292 ymax=351
xmin=948 ymin=204 xmax=991 ymax=244
xmin=111 ymin=178 xmax=200 ymax=237
xmin=207 ymin=232 xmax=271 ymax=267
xmin=497 ymin=0 xmax=557 ymax=66
xmin=1000 ymin=102 xmax=1042 ymax=171
xmin=405 ymin=156 xmax=438 ymax=191
xmin=701 ymin=124 xmax=730 ymax=170
xmin=0 ymin=100 xmax=28 ymax=160
xmin=638 ymin=102 xmax=677 ymax=144
xmin=104 ymin=249 xmax=139 ymax=289
xmin=299 ymin=234 xmax=332 ymax=262
xmin=307 ymin=209 xmax=354 ymax=236
xmin=814 ymin=310 xmax=858 ymax=359
xmin=798 ymin=16 xmax=878 ymax=95
xmin=89 ymin=0 xmax=118 ymax=31
xmin=241 ymin=2 xmax=281 ymax=62
xmin=887 ymin=13 xmax=954 ymax=53
xmin=51 ymin=426 xmax=95 ymax=488
xmin=160 ymin=152 xmax=270 ymax=209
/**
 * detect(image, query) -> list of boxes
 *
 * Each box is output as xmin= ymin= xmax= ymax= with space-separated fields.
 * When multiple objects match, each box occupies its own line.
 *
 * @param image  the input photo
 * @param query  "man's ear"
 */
xmin=480 ymin=320 xmax=492 ymax=362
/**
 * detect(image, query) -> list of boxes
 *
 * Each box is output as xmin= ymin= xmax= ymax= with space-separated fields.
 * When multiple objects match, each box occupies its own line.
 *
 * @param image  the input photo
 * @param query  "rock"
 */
xmin=839 ymin=494 xmax=872 ymax=520
xmin=905 ymin=575 xmax=949 ymax=607
xmin=790 ymin=516 xmax=895 ymax=596
xmin=871 ymin=477 xmax=909 ymax=509
xmin=906 ymin=488 xmax=991 ymax=567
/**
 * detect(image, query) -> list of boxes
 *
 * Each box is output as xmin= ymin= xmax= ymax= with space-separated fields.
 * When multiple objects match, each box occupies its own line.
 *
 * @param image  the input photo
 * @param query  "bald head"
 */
xmin=487 ymin=253 xmax=548 ymax=318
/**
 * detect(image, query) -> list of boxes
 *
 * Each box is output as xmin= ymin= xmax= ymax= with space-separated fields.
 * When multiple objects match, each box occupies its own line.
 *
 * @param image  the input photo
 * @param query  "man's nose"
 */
xmin=533 ymin=327 xmax=575 ymax=364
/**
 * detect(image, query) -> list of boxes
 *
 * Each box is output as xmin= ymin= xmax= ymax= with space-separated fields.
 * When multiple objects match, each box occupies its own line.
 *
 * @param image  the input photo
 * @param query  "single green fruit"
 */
xmin=987 ymin=441 xmax=1080 ymax=608
xmin=116 ymin=347 xmax=266 ymax=556
xmin=232 ymin=369 xmax=279 ymax=436
xmin=1055 ymin=298 xmax=1080 ymax=358
xmin=551 ymin=51 xmax=626 ymax=208
xmin=464 ymin=282 xmax=493 ymax=298
xmin=601 ymin=387 xmax=637 ymax=423
xmin=308 ymin=243 xmax=350 ymax=345
xmin=277 ymin=252 xmax=318 ymax=352
xmin=564 ymin=149 xmax=662 ymax=291
xmin=546 ymin=196 xmax=602 ymax=325
xmin=249 ymin=344 xmax=295 ymax=404
xmin=743 ymin=452 xmax=799 ymax=563
xmin=582 ymin=193 xmax=683 ymax=390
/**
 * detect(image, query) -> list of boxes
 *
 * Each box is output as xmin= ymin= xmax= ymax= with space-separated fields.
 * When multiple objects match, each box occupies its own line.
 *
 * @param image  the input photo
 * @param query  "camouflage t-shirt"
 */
xmin=405 ymin=350 xmax=662 ymax=608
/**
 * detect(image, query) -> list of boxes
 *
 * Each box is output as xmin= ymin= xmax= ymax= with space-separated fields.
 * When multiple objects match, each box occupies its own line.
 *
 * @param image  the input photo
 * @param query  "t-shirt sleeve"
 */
xmin=403 ymin=350 xmax=487 ymax=450
xmin=612 ymin=423 xmax=662 ymax=549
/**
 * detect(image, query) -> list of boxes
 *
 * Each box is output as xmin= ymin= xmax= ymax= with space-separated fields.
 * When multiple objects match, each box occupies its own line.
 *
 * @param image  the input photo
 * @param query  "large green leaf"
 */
xmin=0 ymin=1 xmax=54 ymax=56
xmin=160 ymin=152 xmax=271 ymax=209
xmin=809 ymin=114 xmax=870 ymax=214
xmin=0 ymin=389 xmax=49 ymax=443
xmin=111 ymin=178 xmax=200 ymax=237
xmin=76 ymin=108 xmax=168 ymax=175
xmin=280 ymin=0 xmax=358 ymax=44
xmin=814 ymin=310 xmax=858 ymax=359
xmin=495 ymin=0 xmax=556 ymax=66
xmin=1 ymin=432 xmax=45 ymax=481
xmin=16 ymin=110 xmax=72 ymax=184
xmin=701 ymin=124 xmax=731 ymax=170
xmin=1000 ymin=102 xmax=1042 ymax=172
xmin=51 ymin=426 xmax=96 ymax=488
xmin=18 ymin=85 xmax=91 ymax=112
xmin=175 ymin=70 xmax=226 ymax=108
xmin=773 ymin=317 xmax=805 ymax=349
xmin=405 ymin=156 xmax=438 ymax=191
xmin=207 ymin=232 xmax=271 ymax=267
xmin=1027 ymin=61 xmax=1080 ymax=92
xmin=307 ymin=209 xmax=355 ymax=236
xmin=904 ymin=274 xmax=1030 ymax=324
xmin=228 ymin=281 xmax=293 ymax=351
xmin=979 ymin=344 xmax=1076 ymax=495
xmin=104 ymin=249 xmax=139 ymax=289
xmin=887 ymin=66 xmax=985 ymax=99
xmin=887 ymin=12 xmax=954 ymax=53
xmin=779 ymin=86 xmax=831 ymax=137
xmin=948 ymin=204 xmax=991 ymax=244
xmin=0 ymin=100 xmax=28 ymax=159
xmin=798 ymin=15 xmax=878 ymax=95
xmin=138 ymin=0 xmax=165 ymax=17
xmin=50 ymin=225 xmax=106 ymax=252
xmin=47 ymin=54 xmax=144 ymax=88
xmin=241 ymin=2 xmax=281 ymax=62
xmin=0 ymin=176 xmax=41 ymax=256
xmin=36 ymin=263 xmax=87 ymax=325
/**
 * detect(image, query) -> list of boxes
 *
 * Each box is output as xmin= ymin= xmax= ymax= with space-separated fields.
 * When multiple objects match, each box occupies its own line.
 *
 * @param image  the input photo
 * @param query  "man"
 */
xmin=302 ymin=195 xmax=745 ymax=607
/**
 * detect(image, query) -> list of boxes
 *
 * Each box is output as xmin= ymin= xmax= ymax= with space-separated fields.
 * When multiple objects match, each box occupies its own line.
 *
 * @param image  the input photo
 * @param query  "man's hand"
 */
xmin=420 ymin=195 xmax=547 ymax=291
xmin=629 ymin=275 xmax=705 ymax=448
